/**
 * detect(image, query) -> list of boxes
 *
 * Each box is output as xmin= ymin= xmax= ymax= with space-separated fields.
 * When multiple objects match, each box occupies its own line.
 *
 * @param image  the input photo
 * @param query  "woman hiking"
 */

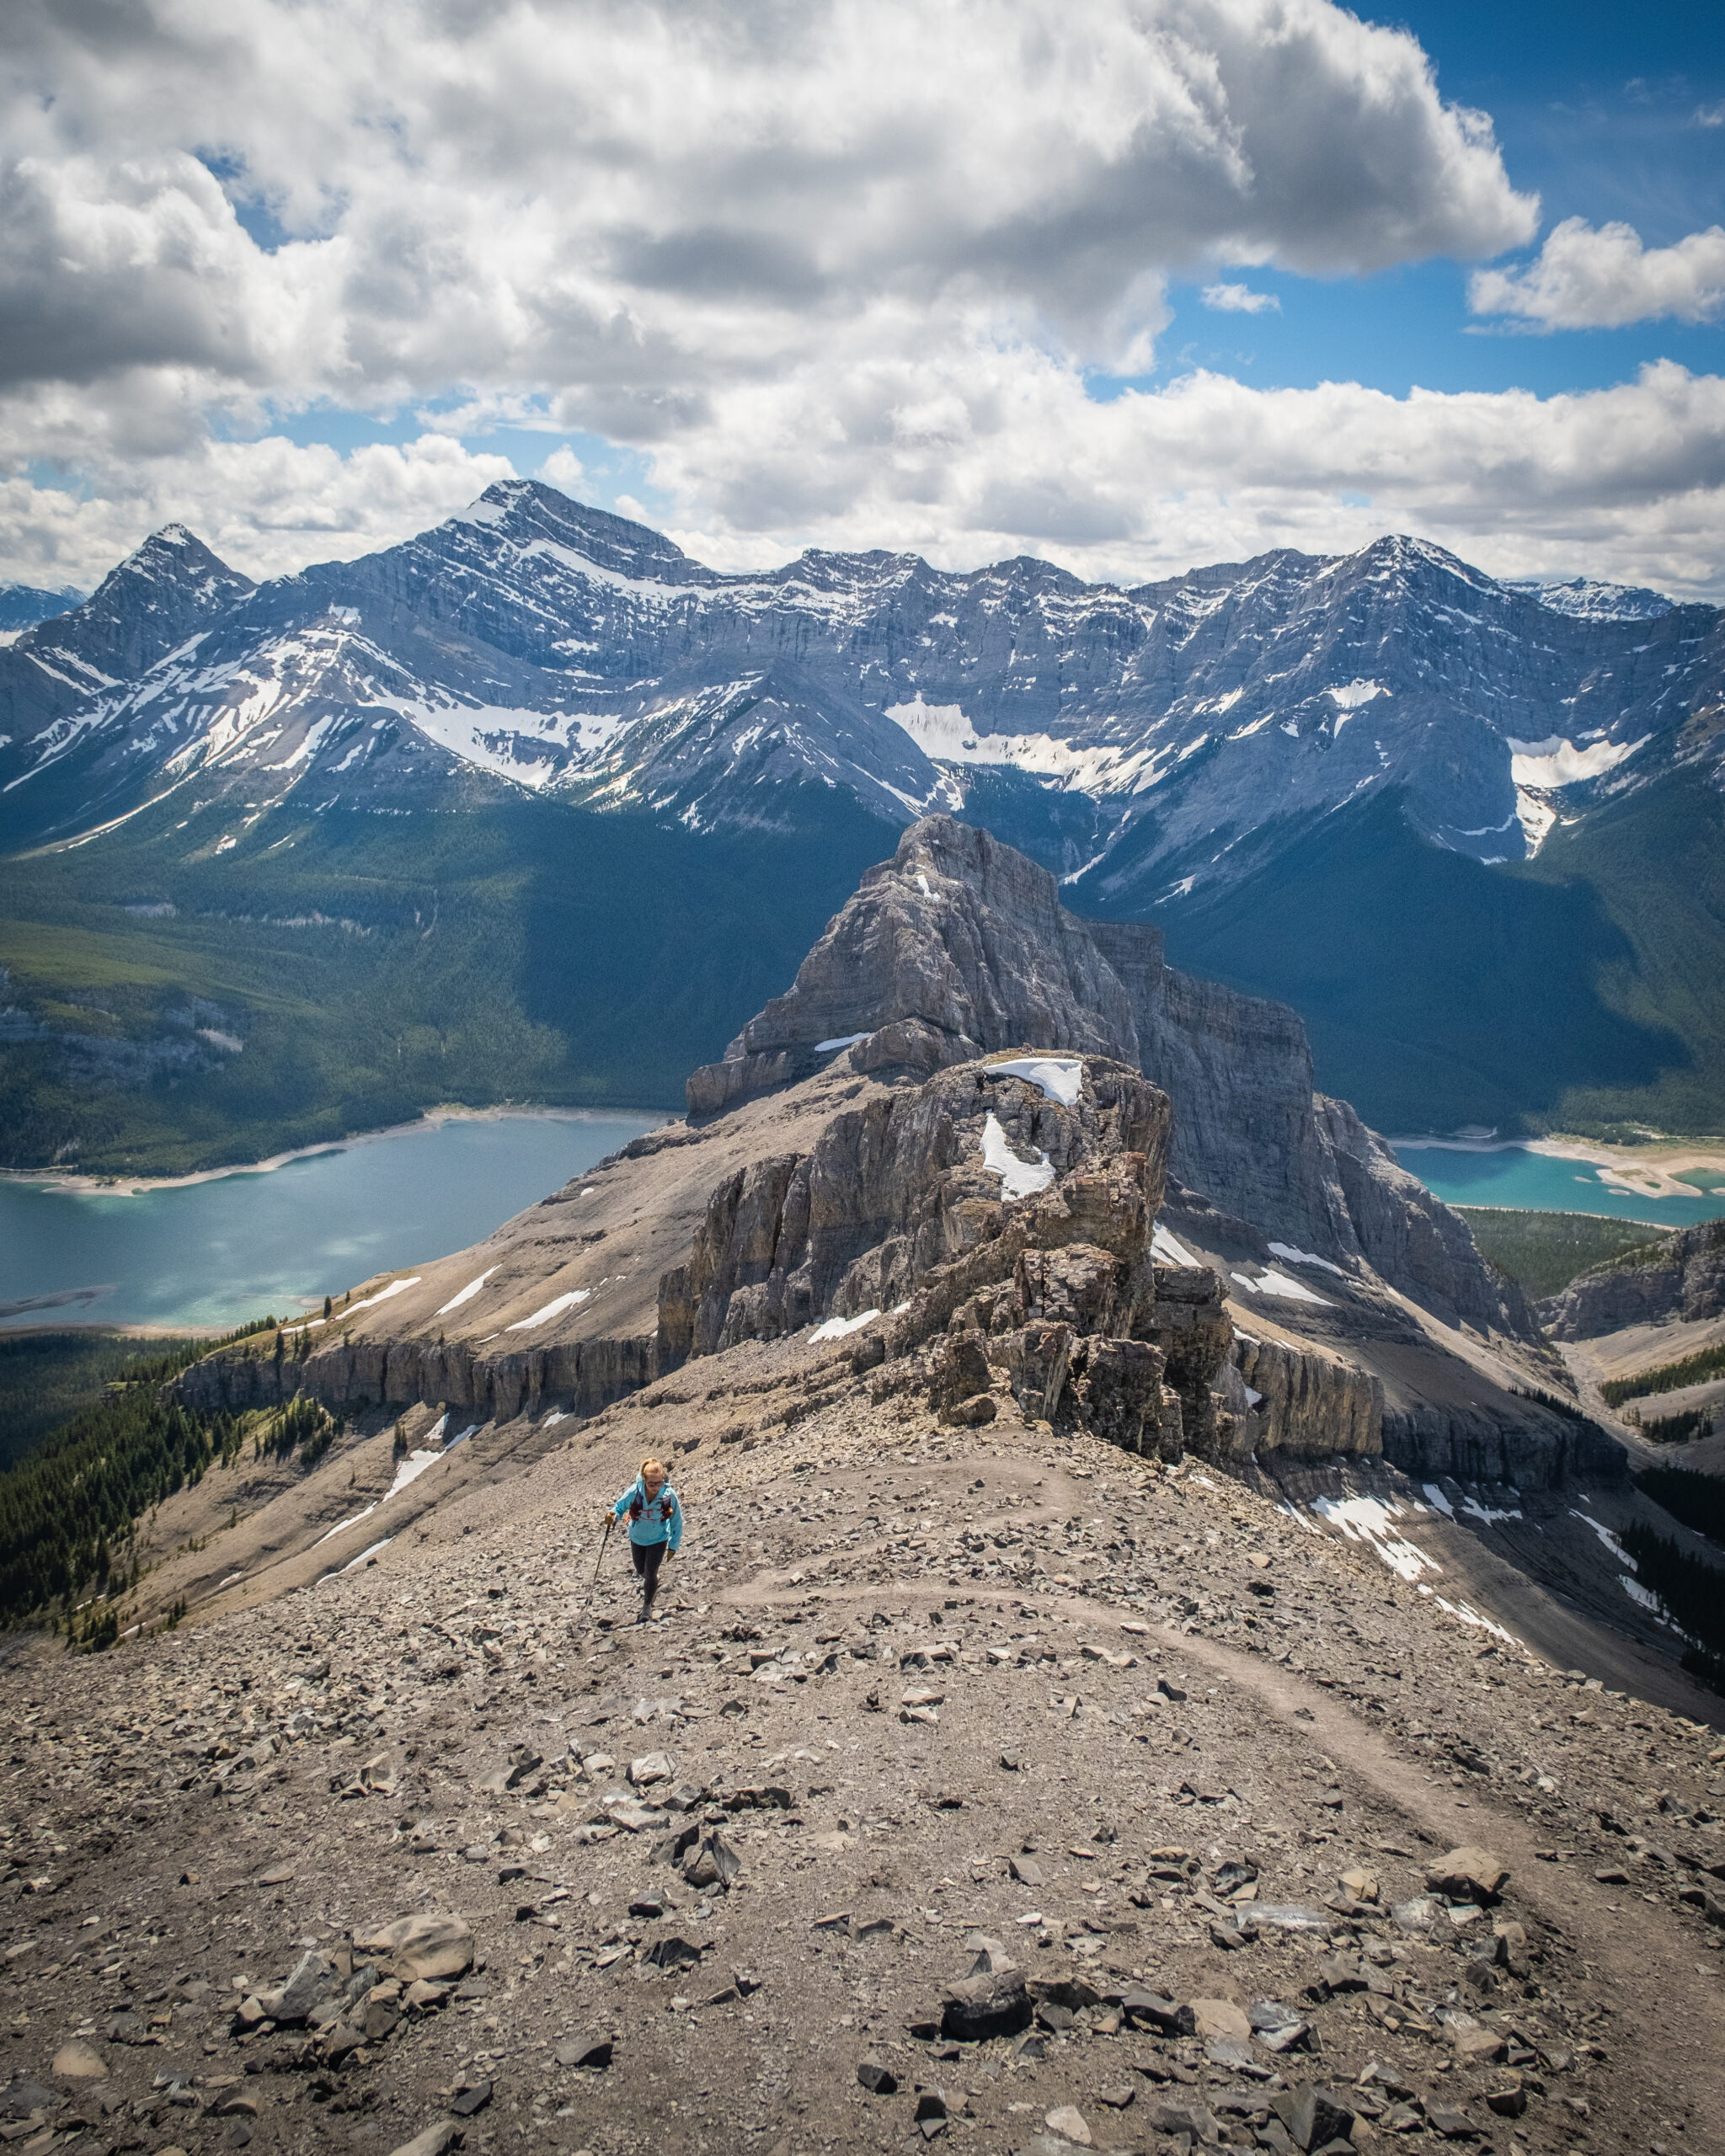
xmin=606 ymin=1455 xmax=684 ymax=1625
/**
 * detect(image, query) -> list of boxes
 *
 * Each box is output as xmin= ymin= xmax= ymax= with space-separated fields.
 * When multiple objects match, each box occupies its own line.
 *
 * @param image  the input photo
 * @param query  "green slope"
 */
xmin=1153 ymin=772 xmax=1725 ymax=1137
xmin=0 ymin=792 xmax=895 ymax=1175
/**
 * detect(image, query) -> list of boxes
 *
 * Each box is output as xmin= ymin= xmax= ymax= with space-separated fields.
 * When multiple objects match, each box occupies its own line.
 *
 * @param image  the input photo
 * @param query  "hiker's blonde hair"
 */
xmin=640 ymin=1456 xmax=666 ymax=1481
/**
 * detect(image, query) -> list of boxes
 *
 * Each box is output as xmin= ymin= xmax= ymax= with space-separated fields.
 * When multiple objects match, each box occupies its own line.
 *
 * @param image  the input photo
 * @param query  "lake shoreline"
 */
xmin=2 ymin=1109 xmax=667 ymax=1335
xmin=1388 ymin=1133 xmax=1725 ymax=1205
xmin=0 ymin=1102 xmax=670 ymax=1199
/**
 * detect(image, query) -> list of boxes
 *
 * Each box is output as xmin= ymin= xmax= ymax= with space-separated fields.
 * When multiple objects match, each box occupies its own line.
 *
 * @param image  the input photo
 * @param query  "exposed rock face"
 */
xmin=1540 ymin=1219 xmax=1725 ymax=1341
xmin=1231 ymin=1334 xmax=1385 ymax=1463
xmin=664 ymin=1053 xmax=1233 ymax=1460
xmin=664 ymin=1057 xmax=1168 ymax=1363
xmin=689 ymin=814 xmax=1527 ymax=1338
xmin=1381 ymin=1401 xmax=1624 ymax=1487
xmin=174 ymin=1328 xmax=655 ymax=1428
xmin=686 ymin=820 xmax=1135 ymax=1114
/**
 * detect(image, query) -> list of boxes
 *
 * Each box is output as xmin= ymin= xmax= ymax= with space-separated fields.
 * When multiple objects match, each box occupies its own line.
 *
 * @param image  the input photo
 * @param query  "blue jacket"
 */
xmin=612 ymin=1476 xmax=683 ymax=1552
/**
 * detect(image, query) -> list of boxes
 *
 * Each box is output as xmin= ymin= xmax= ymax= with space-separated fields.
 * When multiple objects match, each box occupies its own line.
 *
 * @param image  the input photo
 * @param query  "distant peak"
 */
xmin=81 ymin=522 xmax=253 ymax=612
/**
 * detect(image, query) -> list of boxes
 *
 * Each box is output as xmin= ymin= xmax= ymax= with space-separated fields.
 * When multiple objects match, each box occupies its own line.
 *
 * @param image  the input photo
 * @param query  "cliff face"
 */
xmin=179 ymin=1048 xmax=1246 ymax=1470
xmin=179 ymin=813 xmax=1599 ymax=1502
xmin=1541 ymin=1219 xmax=1725 ymax=1341
xmin=689 ymin=814 xmax=1527 ymax=1338
xmin=686 ymin=819 xmax=1136 ymax=1114
xmin=662 ymin=1056 xmax=1170 ymax=1364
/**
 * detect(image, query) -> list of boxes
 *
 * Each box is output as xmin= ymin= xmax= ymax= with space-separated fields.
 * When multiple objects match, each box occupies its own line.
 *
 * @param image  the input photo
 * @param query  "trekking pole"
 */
xmin=577 ymin=1513 xmax=616 ymax=1628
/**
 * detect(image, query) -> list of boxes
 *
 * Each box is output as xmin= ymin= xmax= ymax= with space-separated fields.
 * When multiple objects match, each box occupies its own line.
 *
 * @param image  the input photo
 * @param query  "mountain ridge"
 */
xmin=5 ymin=483 xmax=1718 ymax=883
xmin=3 ymin=483 xmax=1725 ymax=1159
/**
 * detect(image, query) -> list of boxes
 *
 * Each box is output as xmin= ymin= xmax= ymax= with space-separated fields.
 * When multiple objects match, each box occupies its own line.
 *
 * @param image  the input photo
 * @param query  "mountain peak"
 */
xmin=97 ymin=522 xmax=252 ymax=600
xmin=446 ymin=478 xmax=705 ymax=584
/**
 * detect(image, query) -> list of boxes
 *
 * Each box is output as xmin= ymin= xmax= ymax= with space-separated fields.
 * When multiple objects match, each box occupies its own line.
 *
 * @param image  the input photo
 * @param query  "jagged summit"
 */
xmin=2 ymin=483 xmax=1715 ymax=876
xmin=688 ymin=813 xmax=1530 ymax=1339
xmin=443 ymin=478 xmax=716 ymax=584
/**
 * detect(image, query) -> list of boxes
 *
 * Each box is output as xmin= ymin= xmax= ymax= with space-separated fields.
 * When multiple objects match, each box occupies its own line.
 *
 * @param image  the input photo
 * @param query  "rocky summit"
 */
xmin=3 ymin=820 xmax=1724 ymax=2156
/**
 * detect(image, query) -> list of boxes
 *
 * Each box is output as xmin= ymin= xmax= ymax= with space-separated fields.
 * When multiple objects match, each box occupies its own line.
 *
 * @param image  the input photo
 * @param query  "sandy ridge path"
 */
xmin=1163 ymin=1620 xmax=1725 ymax=2156
xmin=713 ymin=1441 xmax=1724 ymax=2156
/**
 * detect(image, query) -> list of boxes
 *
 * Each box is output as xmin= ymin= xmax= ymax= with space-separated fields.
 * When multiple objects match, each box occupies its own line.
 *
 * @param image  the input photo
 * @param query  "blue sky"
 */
xmin=3 ymin=1 xmax=1722 ymax=597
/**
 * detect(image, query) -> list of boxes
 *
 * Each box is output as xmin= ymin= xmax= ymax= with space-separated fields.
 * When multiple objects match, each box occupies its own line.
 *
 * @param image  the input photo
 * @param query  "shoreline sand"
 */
xmin=1390 ymin=1132 xmax=1725 ymax=1205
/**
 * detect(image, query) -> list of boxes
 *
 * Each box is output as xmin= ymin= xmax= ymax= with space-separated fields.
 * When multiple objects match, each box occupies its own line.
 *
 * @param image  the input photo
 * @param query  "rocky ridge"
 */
xmin=1541 ymin=1221 xmax=1725 ymax=1342
xmin=3 ymin=484 xmax=1720 ymax=907
xmin=689 ymin=817 xmax=1530 ymax=1342
xmin=6 ymin=809 xmax=1722 ymax=2151
xmin=2 ymin=1326 xmax=1723 ymax=2156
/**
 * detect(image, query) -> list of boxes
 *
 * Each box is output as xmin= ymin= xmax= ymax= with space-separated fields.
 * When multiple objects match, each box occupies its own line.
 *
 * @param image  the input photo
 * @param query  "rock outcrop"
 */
xmin=665 ymin=1053 xmax=1240 ymax=1462
xmin=1380 ymin=1398 xmax=1626 ymax=1487
xmin=688 ymin=815 xmax=1530 ymax=1338
xmin=1540 ymin=1218 xmax=1725 ymax=1340
xmin=1229 ymin=1333 xmax=1385 ymax=1464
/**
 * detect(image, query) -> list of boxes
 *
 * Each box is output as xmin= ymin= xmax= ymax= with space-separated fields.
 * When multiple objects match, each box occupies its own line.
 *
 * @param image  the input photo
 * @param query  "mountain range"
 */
xmin=3 ymin=483 xmax=1723 ymax=1171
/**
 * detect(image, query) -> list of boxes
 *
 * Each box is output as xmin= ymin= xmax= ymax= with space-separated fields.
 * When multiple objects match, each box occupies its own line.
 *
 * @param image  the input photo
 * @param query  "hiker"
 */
xmin=605 ymin=1455 xmax=683 ymax=1623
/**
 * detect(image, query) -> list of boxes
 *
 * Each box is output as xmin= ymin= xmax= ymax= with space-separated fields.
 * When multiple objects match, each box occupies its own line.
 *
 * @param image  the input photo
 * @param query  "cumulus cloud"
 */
xmin=0 ymin=0 xmax=1532 ymax=408
xmin=1201 ymin=282 xmax=1279 ymax=312
xmin=0 ymin=0 xmax=1716 ymax=601
xmin=650 ymin=355 xmax=1725 ymax=600
xmin=0 ymin=435 xmax=515 ymax=586
xmin=1470 ymin=218 xmax=1725 ymax=329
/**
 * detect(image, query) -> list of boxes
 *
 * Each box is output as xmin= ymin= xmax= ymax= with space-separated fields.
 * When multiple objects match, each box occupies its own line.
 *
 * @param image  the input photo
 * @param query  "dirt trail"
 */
xmin=5 ymin=1363 xmax=1725 ymax=2156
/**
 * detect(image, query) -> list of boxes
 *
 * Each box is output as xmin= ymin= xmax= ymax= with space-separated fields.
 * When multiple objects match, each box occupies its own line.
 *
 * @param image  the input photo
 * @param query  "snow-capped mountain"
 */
xmin=3 ymin=483 xmax=1719 ymax=916
xmin=0 ymin=582 xmax=84 ymax=638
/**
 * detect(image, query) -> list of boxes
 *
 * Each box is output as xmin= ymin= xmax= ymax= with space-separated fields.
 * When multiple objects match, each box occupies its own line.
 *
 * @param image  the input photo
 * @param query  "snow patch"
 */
xmin=313 ymin=1504 xmax=377 ymax=1548
xmin=506 ymin=1289 xmax=590 ymax=1330
xmin=809 ymin=1308 xmax=883 ymax=1342
xmin=1231 ymin=1267 xmax=1332 ymax=1307
xmin=436 ymin=1267 xmax=497 ymax=1315
xmin=884 ymin=695 xmax=1169 ymax=798
xmin=985 ymin=1056 xmax=1084 ymax=1107
xmin=1515 ymin=788 xmax=1557 ymax=855
xmin=1508 ymin=734 xmax=1648 ymax=787
xmin=343 ymin=1277 xmax=422 ymax=1316
xmin=1310 ymin=1495 xmax=1439 ymax=1582
xmin=980 ymin=1112 xmax=1055 ymax=1200
xmin=1326 ymin=679 xmax=1388 ymax=709
xmin=1152 ymin=1225 xmax=1200 ymax=1267
xmin=1267 ymin=1241 xmax=1348 ymax=1278
xmin=814 ymin=1033 xmax=870 ymax=1054
xmin=1571 ymin=1510 xmax=1630 ymax=1564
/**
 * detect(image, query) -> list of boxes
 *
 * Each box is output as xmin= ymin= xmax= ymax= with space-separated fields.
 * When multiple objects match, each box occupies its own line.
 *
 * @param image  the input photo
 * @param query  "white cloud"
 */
xmin=1696 ymin=103 xmax=1725 ymax=128
xmin=1201 ymin=281 xmax=1280 ymax=313
xmin=0 ymin=0 xmax=1531 ymax=414
xmin=1470 ymin=218 xmax=1725 ymax=329
xmin=0 ymin=434 xmax=515 ymax=586
xmin=648 ymin=354 xmax=1725 ymax=601
xmin=539 ymin=445 xmax=587 ymax=494
xmin=0 ymin=0 xmax=1715 ymax=603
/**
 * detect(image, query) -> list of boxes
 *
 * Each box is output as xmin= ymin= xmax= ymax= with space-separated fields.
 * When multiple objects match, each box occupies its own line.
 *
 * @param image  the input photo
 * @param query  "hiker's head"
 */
xmin=640 ymin=1455 xmax=666 ymax=1495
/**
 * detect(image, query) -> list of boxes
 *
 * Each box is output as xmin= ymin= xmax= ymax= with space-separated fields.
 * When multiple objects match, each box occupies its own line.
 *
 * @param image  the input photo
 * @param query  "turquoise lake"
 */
xmin=0 ymin=1111 xmax=664 ymax=1333
xmin=1393 ymin=1143 xmax=1725 ymax=1230
xmin=8 ymin=1114 xmax=1722 ymax=1338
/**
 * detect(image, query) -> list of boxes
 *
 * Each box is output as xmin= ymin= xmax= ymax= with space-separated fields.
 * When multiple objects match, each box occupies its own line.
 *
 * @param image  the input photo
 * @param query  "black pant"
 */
xmin=632 ymin=1540 xmax=666 ymax=1602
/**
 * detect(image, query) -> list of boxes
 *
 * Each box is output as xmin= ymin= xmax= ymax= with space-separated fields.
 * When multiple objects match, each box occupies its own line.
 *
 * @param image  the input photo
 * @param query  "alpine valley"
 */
xmin=3 ymin=481 xmax=1723 ymax=1172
